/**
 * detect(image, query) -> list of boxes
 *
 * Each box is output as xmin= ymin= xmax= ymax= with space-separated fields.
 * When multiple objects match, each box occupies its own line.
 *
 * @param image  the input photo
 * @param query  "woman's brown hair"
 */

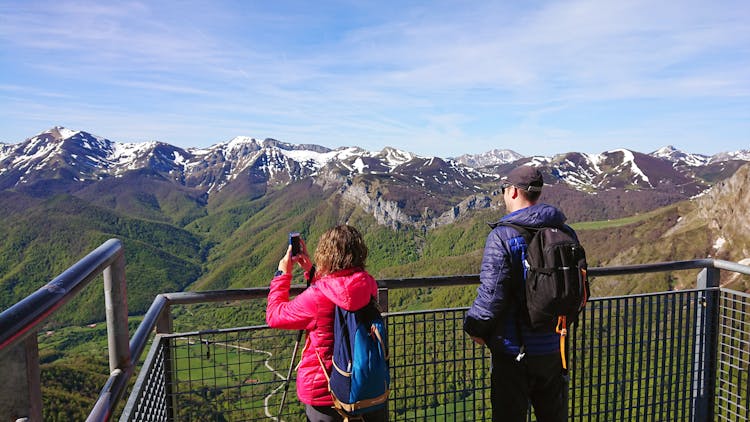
xmin=314 ymin=225 xmax=368 ymax=276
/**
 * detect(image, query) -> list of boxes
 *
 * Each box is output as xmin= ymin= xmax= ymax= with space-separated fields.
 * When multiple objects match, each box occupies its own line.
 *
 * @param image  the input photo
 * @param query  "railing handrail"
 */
xmin=1 ymin=236 xmax=748 ymax=422
xmin=120 ymin=258 xmax=749 ymax=422
xmin=586 ymin=258 xmax=750 ymax=277
xmin=0 ymin=238 xmax=130 ymax=422
xmin=123 ymin=257 xmax=750 ymax=358
xmin=111 ymin=258 xmax=750 ymax=420
xmin=0 ymin=238 xmax=125 ymax=352
xmin=373 ymin=258 xmax=750 ymax=288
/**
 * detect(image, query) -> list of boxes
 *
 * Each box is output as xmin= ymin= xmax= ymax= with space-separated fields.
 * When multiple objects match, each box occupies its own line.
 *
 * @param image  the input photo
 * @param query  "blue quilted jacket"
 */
xmin=464 ymin=203 xmax=569 ymax=356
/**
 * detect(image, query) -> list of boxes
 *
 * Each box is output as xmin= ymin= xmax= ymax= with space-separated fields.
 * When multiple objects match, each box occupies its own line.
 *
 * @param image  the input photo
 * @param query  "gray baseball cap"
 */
xmin=502 ymin=166 xmax=543 ymax=192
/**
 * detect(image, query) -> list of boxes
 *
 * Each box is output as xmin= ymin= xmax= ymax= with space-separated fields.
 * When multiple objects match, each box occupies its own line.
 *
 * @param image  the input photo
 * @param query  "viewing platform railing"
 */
xmin=0 ymin=239 xmax=749 ymax=421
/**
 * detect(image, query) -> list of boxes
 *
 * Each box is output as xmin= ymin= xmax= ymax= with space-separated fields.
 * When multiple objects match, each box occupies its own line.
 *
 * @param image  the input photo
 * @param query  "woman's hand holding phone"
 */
xmin=295 ymin=237 xmax=313 ymax=273
xmin=277 ymin=233 xmax=313 ymax=275
xmin=277 ymin=245 xmax=294 ymax=275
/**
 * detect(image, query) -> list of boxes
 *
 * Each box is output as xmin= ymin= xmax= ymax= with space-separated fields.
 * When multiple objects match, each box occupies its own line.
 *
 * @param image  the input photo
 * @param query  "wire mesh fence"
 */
xmin=387 ymin=308 xmax=491 ymax=421
xmin=716 ymin=289 xmax=750 ymax=421
xmin=127 ymin=326 xmax=306 ymax=421
xmin=570 ymin=289 xmax=706 ymax=421
xmin=122 ymin=288 xmax=747 ymax=421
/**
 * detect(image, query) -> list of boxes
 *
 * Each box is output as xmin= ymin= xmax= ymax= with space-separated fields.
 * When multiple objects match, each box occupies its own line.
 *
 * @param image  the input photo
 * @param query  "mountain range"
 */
xmin=2 ymin=127 xmax=748 ymax=230
xmin=2 ymin=126 xmax=749 ymax=312
xmin=4 ymin=127 xmax=749 ymax=420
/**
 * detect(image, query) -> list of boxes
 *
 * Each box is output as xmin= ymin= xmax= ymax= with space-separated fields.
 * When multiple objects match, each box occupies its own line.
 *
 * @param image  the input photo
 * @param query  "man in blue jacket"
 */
xmin=464 ymin=165 xmax=569 ymax=422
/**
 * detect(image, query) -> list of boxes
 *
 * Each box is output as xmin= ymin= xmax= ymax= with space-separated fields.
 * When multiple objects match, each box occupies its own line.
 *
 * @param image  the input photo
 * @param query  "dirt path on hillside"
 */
xmin=180 ymin=338 xmax=292 ymax=421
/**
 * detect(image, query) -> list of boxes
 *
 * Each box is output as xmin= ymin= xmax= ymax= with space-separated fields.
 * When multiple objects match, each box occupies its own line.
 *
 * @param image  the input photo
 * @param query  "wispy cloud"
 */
xmin=0 ymin=0 xmax=748 ymax=156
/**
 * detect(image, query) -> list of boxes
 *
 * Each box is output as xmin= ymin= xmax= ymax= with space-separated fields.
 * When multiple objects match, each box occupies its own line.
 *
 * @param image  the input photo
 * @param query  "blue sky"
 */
xmin=1 ymin=0 xmax=748 ymax=157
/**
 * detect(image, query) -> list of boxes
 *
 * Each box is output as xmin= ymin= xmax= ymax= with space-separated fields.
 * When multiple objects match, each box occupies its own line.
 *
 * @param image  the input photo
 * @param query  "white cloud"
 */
xmin=0 ymin=0 xmax=748 ymax=157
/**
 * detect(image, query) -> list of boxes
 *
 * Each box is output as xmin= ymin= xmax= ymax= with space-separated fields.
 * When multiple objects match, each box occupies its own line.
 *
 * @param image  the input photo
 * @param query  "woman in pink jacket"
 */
xmin=266 ymin=225 xmax=386 ymax=421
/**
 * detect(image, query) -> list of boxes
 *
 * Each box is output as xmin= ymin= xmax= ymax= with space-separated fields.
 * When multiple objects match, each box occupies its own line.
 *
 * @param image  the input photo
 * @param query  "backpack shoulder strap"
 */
xmin=493 ymin=222 xmax=536 ymax=242
xmin=493 ymin=222 xmax=535 ymax=361
xmin=560 ymin=223 xmax=579 ymax=241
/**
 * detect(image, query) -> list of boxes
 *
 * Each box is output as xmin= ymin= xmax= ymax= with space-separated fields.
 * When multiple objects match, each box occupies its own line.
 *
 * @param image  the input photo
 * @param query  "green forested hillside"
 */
xmin=0 ymin=192 xmax=202 ymax=326
xmin=186 ymin=179 xmax=422 ymax=291
xmin=3 ymin=163 xmax=750 ymax=420
xmin=3 ymin=177 xmax=744 ymax=326
xmin=75 ymin=169 xmax=208 ymax=226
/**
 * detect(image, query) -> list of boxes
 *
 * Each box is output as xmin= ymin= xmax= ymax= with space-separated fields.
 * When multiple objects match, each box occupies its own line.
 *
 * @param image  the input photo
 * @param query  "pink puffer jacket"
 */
xmin=266 ymin=267 xmax=378 ymax=406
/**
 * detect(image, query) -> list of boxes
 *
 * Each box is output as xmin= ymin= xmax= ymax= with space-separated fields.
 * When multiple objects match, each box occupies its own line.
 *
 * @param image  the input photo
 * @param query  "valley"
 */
xmin=1 ymin=126 xmax=749 ymax=419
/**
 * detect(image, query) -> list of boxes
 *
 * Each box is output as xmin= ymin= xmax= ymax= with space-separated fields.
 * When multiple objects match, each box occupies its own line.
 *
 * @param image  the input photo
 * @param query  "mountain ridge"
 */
xmin=4 ymin=126 xmax=748 ymax=187
xmin=4 ymin=128 xmax=749 ymax=420
xmin=2 ymin=126 xmax=749 ymax=231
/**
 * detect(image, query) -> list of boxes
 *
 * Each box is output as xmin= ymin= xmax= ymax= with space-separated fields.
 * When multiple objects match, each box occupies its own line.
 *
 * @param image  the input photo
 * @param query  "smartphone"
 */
xmin=289 ymin=232 xmax=301 ymax=256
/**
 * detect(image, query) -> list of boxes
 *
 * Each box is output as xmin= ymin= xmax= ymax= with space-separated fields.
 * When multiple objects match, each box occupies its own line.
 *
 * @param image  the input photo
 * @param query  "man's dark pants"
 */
xmin=490 ymin=352 xmax=568 ymax=422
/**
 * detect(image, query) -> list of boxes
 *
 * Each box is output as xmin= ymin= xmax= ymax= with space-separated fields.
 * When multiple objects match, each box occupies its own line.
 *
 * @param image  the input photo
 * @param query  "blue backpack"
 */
xmin=319 ymin=298 xmax=390 ymax=417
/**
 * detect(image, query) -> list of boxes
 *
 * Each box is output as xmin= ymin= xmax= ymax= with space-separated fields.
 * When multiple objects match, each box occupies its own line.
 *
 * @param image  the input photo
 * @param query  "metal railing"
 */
xmin=119 ymin=289 xmax=724 ymax=422
xmin=0 ymin=239 xmax=129 ymax=422
xmin=1 ymin=238 xmax=749 ymax=421
xmin=716 ymin=289 xmax=750 ymax=421
xmin=120 ymin=262 xmax=750 ymax=421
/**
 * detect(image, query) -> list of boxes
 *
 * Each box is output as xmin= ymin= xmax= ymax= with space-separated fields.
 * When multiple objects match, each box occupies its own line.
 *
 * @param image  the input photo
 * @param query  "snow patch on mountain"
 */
xmin=13 ymin=136 xmax=61 ymax=170
xmin=446 ymin=158 xmax=488 ymax=178
xmin=258 ymin=148 xmax=287 ymax=180
xmin=0 ymin=143 xmax=11 ymax=163
xmin=614 ymin=148 xmax=651 ymax=187
xmin=651 ymin=145 xmax=709 ymax=167
xmin=53 ymin=126 xmax=79 ymax=139
xmin=553 ymin=154 xmax=601 ymax=188
xmin=282 ymin=146 xmax=362 ymax=171
xmin=380 ymin=147 xmax=415 ymax=169
xmin=453 ymin=149 xmax=523 ymax=168
xmin=111 ymin=142 xmax=158 ymax=173
xmin=226 ymin=136 xmax=259 ymax=151
xmin=710 ymin=149 xmax=750 ymax=163
xmin=587 ymin=154 xmax=603 ymax=174
xmin=352 ymin=157 xmax=368 ymax=173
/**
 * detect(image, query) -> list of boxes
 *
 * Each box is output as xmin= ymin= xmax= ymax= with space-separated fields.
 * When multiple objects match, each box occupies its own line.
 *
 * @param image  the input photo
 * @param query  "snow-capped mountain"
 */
xmin=650 ymin=145 xmax=710 ymax=167
xmin=560 ymin=148 xmax=688 ymax=190
xmin=0 ymin=127 xmax=488 ymax=197
xmin=1 ymin=126 xmax=748 ymax=229
xmin=474 ymin=148 xmax=703 ymax=193
xmin=709 ymin=149 xmax=750 ymax=163
xmin=452 ymin=149 xmax=523 ymax=168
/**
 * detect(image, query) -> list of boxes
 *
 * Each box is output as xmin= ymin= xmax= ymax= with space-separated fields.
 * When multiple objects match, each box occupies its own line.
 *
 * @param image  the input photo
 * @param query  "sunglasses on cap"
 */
xmin=500 ymin=183 xmax=512 ymax=194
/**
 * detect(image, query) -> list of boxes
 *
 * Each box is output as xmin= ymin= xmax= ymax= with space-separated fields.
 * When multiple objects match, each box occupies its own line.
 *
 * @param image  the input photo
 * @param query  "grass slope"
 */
xmin=0 ymin=192 xmax=203 ymax=325
xmin=189 ymin=179 xmax=422 ymax=291
xmin=3 ymin=166 xmax=750 ymax=419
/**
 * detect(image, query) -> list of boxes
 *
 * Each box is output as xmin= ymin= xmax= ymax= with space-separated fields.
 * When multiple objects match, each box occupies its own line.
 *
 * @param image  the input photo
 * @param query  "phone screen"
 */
xmin=289 ymin=232 xmax=301 ymax=256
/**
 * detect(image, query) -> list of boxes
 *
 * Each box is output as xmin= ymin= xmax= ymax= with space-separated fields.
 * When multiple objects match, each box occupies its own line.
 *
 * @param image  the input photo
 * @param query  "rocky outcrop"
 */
xmin=695 ymin=164 xmax=749 ymax=227
xmin=666 ymin=162 xmax=750 ymax=260
xmin=340 ymin=183 xmax=417 ymax=230
xmin=321 ymin=170 xmax=497 ymax=230
xmin=433 ymin=195 xmax=495 ymax=227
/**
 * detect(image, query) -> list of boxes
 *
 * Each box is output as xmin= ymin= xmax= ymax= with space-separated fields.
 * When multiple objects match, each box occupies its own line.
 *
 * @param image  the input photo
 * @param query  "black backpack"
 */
xmin=498 ymin=223 xmax=589 ymax=333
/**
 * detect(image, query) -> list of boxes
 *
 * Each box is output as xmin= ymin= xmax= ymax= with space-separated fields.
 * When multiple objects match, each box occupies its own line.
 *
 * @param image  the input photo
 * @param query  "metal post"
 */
xmin=692 ymin=268 xmax=720 ymax=422
xmin=155 ymin=306 xmax=172 ymax=335
xmin=378 ymin=288 xmax=389 ymax=313
xmin=24 ymin=335 xmax=42 ymax=422
xmin=103 ymin=249 xmax=130 ymax=373
xmin=0 ymin=336 xmax=42 ymax=421
xmin=377 ymin=287 xmax=390 ymax=420
xmin=156 ymin=304 xmax=176 ymax=421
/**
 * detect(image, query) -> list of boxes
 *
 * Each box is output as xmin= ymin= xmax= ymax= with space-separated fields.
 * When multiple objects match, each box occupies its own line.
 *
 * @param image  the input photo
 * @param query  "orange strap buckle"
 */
xmin=555 ymin=316 xmax=568 ymax=370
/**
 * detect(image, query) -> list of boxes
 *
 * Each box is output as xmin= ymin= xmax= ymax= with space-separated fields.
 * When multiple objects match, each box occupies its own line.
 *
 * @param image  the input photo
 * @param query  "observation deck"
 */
xmin=1 ymin=239 xmax=749 ymax=421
